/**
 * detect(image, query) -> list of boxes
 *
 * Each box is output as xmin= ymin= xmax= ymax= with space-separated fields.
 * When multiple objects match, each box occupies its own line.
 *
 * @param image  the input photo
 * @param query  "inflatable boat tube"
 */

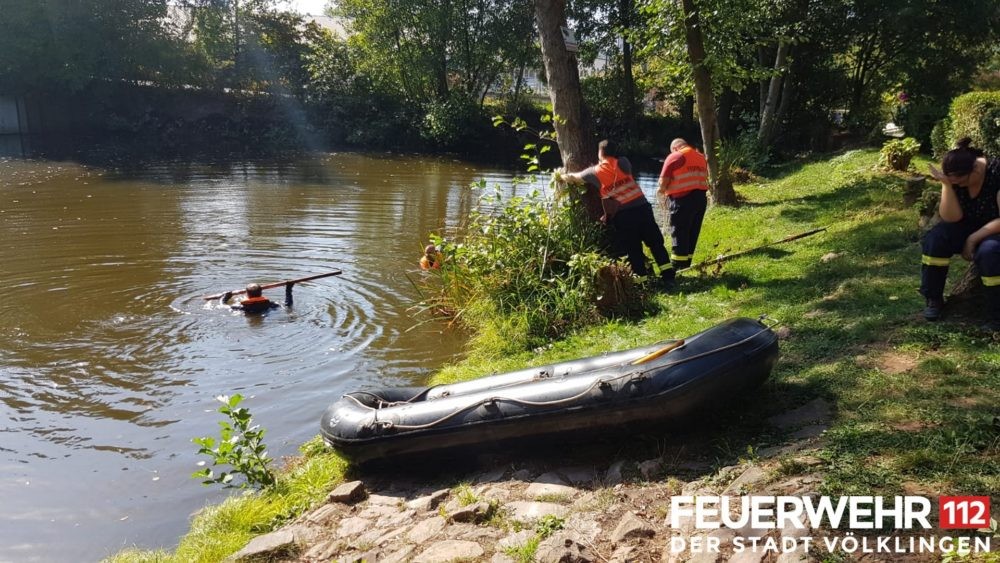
xmin=320 ymin=317 xmax=779 ymax=463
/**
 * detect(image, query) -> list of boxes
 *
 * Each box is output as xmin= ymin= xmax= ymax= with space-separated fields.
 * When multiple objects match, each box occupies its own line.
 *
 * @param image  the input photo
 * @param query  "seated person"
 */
xmin=420 ymin=244 xmax=443 ymax=270
xmin=222 ymin=282 xmax=294 ymax=314
xmin=921 ymin=137 xmax=1000 ymax=330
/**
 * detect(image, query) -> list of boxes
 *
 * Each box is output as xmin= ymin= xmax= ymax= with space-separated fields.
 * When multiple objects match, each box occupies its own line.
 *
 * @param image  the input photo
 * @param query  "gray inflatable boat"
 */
xmin=320 ymin=317 xmax=779 ymax=463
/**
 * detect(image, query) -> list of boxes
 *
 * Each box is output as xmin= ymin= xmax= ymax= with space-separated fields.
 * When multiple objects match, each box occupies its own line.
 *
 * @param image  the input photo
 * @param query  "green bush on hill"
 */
xmin=932 ymin=91 xmax=1000 ymax=157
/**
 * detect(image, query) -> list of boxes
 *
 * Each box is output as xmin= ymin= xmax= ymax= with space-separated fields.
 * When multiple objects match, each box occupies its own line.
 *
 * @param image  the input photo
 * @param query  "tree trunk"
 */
xmin=773 ymin=66 xmax=795 ymax=141
xmin=680 ymin=0 xmax=737 ymax=206
xmin=758 ymin=41 xmax=789 ymax=146
xmin=512 ymin=63 xmax=525 ymax=101
xmin=717 ymin=88 xmax=734 ymax=138
xmin=757 ymin=46 xmax=768 ymax=116
xmin=680 ymin=95 xmax=695 ymax=131
xmin=534 ymin=0 xmax=602 ymax=220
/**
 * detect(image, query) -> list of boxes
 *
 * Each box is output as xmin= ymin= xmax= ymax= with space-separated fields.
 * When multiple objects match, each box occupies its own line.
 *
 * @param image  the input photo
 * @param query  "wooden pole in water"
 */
xmin=202 ymin=270 xmax=342 ymax=300
xmin=678 ymin=227 xmax=827 ymax=274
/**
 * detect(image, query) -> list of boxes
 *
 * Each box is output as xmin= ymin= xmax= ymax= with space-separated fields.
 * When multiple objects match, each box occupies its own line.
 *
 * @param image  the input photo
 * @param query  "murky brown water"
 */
xmin=0 ymin=152 xmax=665 ymax=562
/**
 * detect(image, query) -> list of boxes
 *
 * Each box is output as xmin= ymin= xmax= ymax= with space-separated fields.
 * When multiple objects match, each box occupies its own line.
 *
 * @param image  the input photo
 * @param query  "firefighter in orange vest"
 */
xmin=221 ymin=282 xmax=294 ymax=314
xmin=658 ymin=138 xmax=710 ymax=270
xmin=419 ymin=244 xmax=444 ymax=270
xmin=561 ymin=139 xmax=675 ymax=286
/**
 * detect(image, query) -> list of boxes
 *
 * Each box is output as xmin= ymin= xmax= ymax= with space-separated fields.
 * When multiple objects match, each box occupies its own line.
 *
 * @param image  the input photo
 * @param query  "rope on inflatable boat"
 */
xmin=354 ymin=316 xmax=780 ymax=433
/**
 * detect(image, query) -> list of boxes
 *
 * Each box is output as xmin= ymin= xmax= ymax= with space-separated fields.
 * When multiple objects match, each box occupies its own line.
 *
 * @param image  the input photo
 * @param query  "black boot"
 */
xmin=982 ymin=288 xmax=1000 ymax=331
xmin=658 ymin=267 xmax=676 ymax=291
xmin=923 ymin=298 xmax=944 ymax=321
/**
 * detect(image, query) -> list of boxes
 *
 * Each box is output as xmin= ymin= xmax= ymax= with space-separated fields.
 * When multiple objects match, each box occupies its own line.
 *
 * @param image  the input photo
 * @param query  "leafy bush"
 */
xmin=717 ymin=132 xmax=769 ymax=184
xmin=434 ymin=182 xmax=599 ymax=348
xmin=581 ymin=74 xmax=699 ymax=160
xmin=193 ymin=394 xmax=275 ymax=490
xmin=421 ymin=176 xmax=649 ymax=354
xmin=942 ymin=91 xmax=1000 ymax=157
xmin=421 ymin=93 xmax=492 ymax=152
xmin=878 ymin=137 xmax=921 ymax=171
xmin=930 ymin=116 xmax=952 ymax=159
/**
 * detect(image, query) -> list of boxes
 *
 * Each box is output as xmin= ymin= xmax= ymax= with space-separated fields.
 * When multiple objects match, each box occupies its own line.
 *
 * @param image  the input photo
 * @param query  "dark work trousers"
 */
xmin=668 ymin=190 xmax=708 ymax=269
xmin=611 ymin=201 xmax=673 ymax=279
xmin=921 ymin=221 xmax=1000 ymax=315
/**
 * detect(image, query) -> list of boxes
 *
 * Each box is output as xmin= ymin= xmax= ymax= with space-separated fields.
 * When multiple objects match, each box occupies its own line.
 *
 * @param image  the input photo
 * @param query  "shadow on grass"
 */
xmin=749 ymin=148 xmax=876 ymax=183
xmin=742 ymin=171 xmax=899 ymax=221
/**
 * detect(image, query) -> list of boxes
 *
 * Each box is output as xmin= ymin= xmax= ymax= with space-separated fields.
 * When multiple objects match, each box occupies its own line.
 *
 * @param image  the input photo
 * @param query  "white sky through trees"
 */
xmin=281 ymin=0 xmax=329 ymax=15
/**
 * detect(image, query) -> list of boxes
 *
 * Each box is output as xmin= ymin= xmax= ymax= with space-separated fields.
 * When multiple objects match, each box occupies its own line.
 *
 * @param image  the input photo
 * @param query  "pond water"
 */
xmin=0 ymin=152 xmax=664 ymax=561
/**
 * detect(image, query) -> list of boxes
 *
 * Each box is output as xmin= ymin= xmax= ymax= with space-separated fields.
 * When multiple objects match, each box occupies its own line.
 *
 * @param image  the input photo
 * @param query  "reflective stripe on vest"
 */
xmin=594 ymin=157 xmax=645 ymax=206
xmin=983 ymin=275 xmax=1000 ymax=287
xmin=664 ymin=148 xmax=710 ymax=197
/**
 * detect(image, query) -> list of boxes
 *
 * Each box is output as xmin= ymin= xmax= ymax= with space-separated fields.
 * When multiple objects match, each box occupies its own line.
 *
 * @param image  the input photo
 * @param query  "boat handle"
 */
xmin=758 ymin=313 xmax=780 ymax=329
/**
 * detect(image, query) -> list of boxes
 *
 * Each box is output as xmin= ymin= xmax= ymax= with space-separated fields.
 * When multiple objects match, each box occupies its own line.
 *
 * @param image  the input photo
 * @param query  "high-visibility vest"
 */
xmin=664 ymin=147 xmax=710 ymax=197
xmin=593 ymin=157 xmax=645 ymax=206
xmin=420 ymin=252 xmax=443 ymax=270
xmin=240 ymin=295 xmax=273 ymax=313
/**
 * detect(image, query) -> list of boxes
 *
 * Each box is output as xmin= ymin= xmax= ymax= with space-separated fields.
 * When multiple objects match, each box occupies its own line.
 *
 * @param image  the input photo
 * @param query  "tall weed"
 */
xmin=422 ymin=177 xmax=647 ymax=354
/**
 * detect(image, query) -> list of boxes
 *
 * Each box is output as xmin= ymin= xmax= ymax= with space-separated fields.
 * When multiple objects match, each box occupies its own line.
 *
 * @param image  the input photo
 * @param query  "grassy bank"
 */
xmin=432 ymin=148 xmax=999 ymax=497
xmin=109 ymin=149 xmax=998 ymax=562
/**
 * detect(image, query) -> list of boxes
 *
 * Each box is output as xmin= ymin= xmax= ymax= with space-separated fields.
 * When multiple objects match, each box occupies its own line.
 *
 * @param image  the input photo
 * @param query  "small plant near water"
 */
xmin=417 ymin=114 xmax=651 ymax=354
xmin=192 ymin=394 xmax=275 ymax=490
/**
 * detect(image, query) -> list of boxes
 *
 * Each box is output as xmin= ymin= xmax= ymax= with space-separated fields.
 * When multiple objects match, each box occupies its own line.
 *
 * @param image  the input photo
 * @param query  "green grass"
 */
xmin=503 ymin=535 xmax=541 ymax=563
xmin=431 ymin=148 xmax=1000 ymax=500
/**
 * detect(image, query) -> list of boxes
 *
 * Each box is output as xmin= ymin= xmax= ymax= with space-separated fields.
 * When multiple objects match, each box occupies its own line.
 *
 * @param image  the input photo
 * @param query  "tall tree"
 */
xmin=679 ymin=0 xmax=736 ymax=205
xmin=569 ymin=0 xmax=644 ymax=141
xmin=619 ymin=0 xmax=639 ymax=139
xmin=0 ymin=0 xmax=188 ymax=93
xmin=336 ymin=0 xmax=535 ymax=105
xmin=534 ymin=0 xmax=602 ymax=220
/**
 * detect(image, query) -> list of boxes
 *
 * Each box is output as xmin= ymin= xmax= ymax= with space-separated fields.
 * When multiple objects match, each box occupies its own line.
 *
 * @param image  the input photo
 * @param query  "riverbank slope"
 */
xmin=108 ymin=149 xmax=999 ymax=562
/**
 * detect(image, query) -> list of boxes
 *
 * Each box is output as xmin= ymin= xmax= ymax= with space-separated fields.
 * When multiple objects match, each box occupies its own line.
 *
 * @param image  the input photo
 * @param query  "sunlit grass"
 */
xmin=431 ymin=149 xmax=999 ymax=500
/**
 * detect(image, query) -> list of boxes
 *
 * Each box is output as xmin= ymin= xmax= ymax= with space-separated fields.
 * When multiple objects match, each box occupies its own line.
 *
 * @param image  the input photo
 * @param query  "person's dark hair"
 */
xmin=942 ymin=137 xmax=985 ymax=176
xmin=598 ymin=139 xmax=619 ymax=157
